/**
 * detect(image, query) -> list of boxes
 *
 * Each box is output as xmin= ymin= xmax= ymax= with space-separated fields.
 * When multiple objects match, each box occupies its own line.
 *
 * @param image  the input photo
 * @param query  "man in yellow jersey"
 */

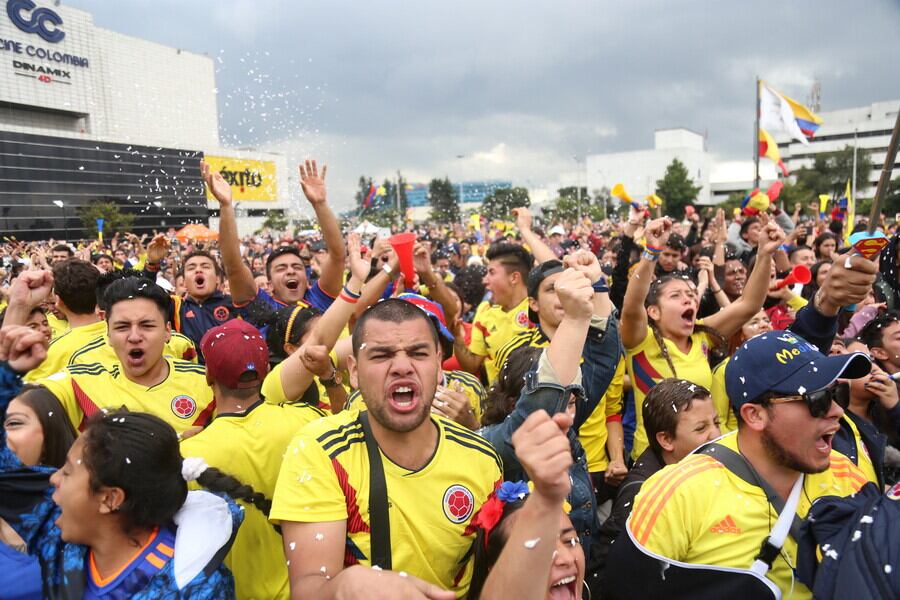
xmin=453 ymin=242 xmax=533 ymax=385
xmin=607 ymin=332 xmax=873 ymax=599
xmin=181 ymin=319 xmax=327 ymax=600
xmin=31 ymin=277 xmax=214 ymax=434
xmin=2 ymin=262 xmax=104 ymax=382
xmin=271 ymin=299 xmax=502 ymax=599
xmin=66 ymin=270 xmax=198 ymax=367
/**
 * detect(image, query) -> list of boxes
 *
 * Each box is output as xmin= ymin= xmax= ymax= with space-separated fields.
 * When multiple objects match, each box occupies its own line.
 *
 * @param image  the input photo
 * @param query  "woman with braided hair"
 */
xmin=620 ymin=216 xmax=784 ymax=460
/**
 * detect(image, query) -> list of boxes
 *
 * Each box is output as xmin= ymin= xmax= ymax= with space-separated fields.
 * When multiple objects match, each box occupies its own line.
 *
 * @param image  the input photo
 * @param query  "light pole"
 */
xmin=52 ymin=200 xmax=68 ymax=240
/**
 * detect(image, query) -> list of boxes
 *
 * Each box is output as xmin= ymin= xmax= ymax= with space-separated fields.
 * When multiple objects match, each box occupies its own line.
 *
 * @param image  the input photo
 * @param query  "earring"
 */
xmin=582 ymin=580 xmax=592 ymax=600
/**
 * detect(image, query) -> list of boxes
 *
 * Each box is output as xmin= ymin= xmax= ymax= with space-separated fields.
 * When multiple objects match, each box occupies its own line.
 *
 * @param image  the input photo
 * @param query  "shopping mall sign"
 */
xmin=7 ymin=0 xmax=65 ymax=42
xmin=204 ymin=156 xmax=278 ymax=202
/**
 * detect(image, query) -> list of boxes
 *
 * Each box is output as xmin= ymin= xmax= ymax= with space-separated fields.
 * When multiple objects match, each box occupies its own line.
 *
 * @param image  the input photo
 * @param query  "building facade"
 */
xmin=0 ymin=0 xmax=288 ymax=239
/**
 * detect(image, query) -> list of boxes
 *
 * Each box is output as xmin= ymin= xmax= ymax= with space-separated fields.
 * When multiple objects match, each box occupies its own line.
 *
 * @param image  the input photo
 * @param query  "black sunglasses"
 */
xmin=768 ymin=384 xmax=840 ymax=418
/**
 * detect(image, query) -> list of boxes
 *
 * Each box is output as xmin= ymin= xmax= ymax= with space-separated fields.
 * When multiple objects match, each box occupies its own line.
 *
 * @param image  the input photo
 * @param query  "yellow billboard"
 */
xmin=204 ymin=156 xmax=277 ymax=202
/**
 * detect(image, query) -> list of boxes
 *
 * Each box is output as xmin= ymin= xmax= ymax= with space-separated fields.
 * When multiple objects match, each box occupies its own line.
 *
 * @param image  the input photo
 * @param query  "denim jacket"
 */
xmin=479 ymin=315 xmax=622 ymax=547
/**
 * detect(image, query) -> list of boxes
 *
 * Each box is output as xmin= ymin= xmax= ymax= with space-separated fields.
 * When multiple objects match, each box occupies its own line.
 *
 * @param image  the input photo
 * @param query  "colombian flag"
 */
xmin=760 ymin=82 xmax=823 ymax=145
xmin=758 ymin=128 xmax=789 ymax=177
xmin=363 ymin=184 xmax=376 ymax=208
xmin=841 ymin=180 xmax=853 ymax=245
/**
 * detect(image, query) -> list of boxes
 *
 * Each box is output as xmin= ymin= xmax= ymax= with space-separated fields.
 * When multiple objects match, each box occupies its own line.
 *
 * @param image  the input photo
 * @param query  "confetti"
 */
xmin=524 ymin=538 xmax=541 ymax=549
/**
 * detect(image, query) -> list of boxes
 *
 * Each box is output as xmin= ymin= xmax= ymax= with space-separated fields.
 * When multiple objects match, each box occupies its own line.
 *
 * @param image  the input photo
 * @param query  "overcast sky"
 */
xmin=68 ymin=0 xmax=900 ymax=212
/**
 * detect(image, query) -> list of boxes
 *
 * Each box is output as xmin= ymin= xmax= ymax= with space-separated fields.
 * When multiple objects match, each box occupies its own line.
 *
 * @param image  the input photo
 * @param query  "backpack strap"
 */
xmin=697 ymin=443 xmax=804 ymax=549
xmin=358 ymin=411 xmax=392 ymax=570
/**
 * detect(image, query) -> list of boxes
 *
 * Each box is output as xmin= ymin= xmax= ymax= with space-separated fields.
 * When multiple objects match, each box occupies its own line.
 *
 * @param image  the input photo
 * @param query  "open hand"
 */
xmin=299 ymin=159 xmax=328 ymax=206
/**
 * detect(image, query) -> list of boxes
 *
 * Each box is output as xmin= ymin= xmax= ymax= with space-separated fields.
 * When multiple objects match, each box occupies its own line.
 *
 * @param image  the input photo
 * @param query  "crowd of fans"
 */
xmin=0 ymin=158 xmax=898 ymax=599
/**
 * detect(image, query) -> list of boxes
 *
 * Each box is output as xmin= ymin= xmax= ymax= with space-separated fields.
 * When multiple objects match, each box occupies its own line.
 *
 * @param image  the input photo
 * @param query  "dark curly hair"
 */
xmin=52 ymin=259 xmax=100 ymax=314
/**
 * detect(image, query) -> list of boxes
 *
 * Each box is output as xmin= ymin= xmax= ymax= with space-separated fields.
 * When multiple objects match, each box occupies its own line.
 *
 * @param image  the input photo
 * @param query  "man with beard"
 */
xmin=217 ymin=159 xmax=344 ymax=314
xmin=142 ymin=162 xmax=276 ymax=356
xmin=270 ymin=299 xmax=502 ymax=599
xmin=606 ymin=333 xmax=872 ymax=599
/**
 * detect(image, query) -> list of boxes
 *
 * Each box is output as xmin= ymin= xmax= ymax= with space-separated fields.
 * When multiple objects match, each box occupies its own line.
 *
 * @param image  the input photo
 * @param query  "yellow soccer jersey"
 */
xmin=181 ymin=399 xmax=327 ymax=600
xmin=579 ymin=356 xmax=625 ymax=473
xmin=24 ymin=320 xmax=107 ymax=383
xmin=839 ymin=414 xmax=879 ymax=486
xmin=469 ymin=297 xmax=533 ymax=385
xmin=67 ymin=332 xmax=198 ymax=368
xmin=491 ymin=326 xmax=550 ymax=377
xmin=626 ymin=329 xmax=714 ymax=460
xmin=270 ymin=410 xmax=502 ymax=598
xmin=344 ymin=370 xmax=486 ymax=425
xmin=710 ymin=358 xmax=738 ymax=434
xmin=262 ymin=349 xmax=343 ymax=409
xmin=47 ymin=313 xmax=69 ymax=339
xmin=39 ymin=357 xmax=214 ymax=433
xmin=627 ymin=432 xmax=868 ymax=599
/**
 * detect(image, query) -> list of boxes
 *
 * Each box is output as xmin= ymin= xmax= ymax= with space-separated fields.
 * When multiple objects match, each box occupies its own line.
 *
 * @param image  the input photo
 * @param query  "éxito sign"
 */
xmin=7 ymin=0 xmax=65 ymax=43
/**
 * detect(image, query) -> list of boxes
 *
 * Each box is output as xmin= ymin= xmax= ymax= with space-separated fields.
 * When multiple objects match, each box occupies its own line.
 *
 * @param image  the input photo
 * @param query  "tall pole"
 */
xmin=754 ymin=77 xmax=761 ymax=189
xmin=852 ymin=128 xmax=858 ymax=210
xmin=396 ymin=171 xmax=401 ymax=229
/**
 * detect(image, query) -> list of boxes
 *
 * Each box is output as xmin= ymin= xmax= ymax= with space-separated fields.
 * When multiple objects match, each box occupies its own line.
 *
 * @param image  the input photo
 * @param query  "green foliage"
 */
xmin=656 ymin=158 xmax=702 ymax=219
xmin=794 ymin=146 xmax=873 ymax=200
xmin=884 ymin=177 xmax=900 ymax=217
xmin=542 ymin=187 xmax=588 ymax=223
xmin=77 ymin=201 xmax=134 ymax=237
xmin=428 ymin=177 xmax=460 ymax=224
xmin=365 ymin=208 xmax=402 ymax=228
xmin=258 ymin=209 xmax=289 ymax=233
xmin=479 ymin=187 xmax=530 ymax=221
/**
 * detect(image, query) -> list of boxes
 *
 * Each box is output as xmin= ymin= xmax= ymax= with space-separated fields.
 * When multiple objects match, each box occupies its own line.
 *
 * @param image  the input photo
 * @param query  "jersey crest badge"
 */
xmin=515 ymin=310 xmax=529 ymax=327
xmin=443 ymin=484 xmax=475 ymax=524
xmin=171 ymin=395 xmax=197 ymax=419
xmin=888 ymin=483 xmax=900 ymax=501
xmin=213 ymin=306 xmax=230 ymax=321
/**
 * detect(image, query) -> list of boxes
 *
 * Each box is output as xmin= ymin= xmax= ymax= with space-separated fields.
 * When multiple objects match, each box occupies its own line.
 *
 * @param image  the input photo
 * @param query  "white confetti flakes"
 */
xmin=75 ymin=459 xmax=82 ymax=465
xmin=797 ymin=386 xmax=807 ymax=395
xmin=739 ymin=377 xmax=745 ymax=384
xmin=315 ymin=533 xmax=325 ymax=541
xmin=320 ymin=566 xmax=327 ymax=574
xmin=289 ymin=542 xmax=296 ymax=551
xmin=399 ymin=571 xmax=408 ymax=578
xmin=886 ymin=565 xmax=893 ymax=574
xmin=860 ymin=515 xmax=874 ymax=524
xmin=48 ymin=411 xmax=53 ymax=417
xmin=125 ymin=457 xmax=131 ymax=464
xmin=371 ymin=565 xmax=382 ymax=571
xmin=851 ymin=530 xmax=862 ymax=542
xmin=524 ymin=538 xmax=541 ymax=549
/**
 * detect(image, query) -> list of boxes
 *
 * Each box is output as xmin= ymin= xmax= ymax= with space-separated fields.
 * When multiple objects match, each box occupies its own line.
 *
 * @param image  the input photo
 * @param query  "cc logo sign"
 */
xmin=7 ymin=0 xmax=65 ymax=43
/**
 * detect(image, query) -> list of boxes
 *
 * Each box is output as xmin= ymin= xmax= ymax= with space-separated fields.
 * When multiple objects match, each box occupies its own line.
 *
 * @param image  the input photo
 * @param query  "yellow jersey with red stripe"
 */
xmin=343 ymin=370 xmax=486 ymax=425
xmin=39 ymin=357 xmax=214 ymax=434
xmin=626 ymin=329 xmax=714 ymax=460
xmin=710 ymin=358 xmax=739 ymax=434
xmin=270 ymin=409 xmax=502 ymax=598
xmin=469 ymin=297 xmax=533 ymax=385
xmin=838 ymin=414 xmax=879 ymax=486
xmin=47 ymin=313 xmax=69 ymax=339
xmin=181 ymin=399 xmax=327 ymax=600
xmin=24 ymin=320 xmax=108 ymax=383
xmin=626 ymin=431 xmax=868 ymax=599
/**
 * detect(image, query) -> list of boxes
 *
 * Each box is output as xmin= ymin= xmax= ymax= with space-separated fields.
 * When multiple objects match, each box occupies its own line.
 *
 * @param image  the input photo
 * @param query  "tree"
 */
xmin=257 ymin=209 xmax=289 ymax=233
xmin=883 ymin=177 xmax=900 ymax=218
xmin=77 ymin=201 xmax=134 ymax=237
xmin=480 ymin=187 xmax=530 ymax=220
xmin=428 ymin=177 xmax=460 ymax=224
xmin=656 ymin=158 xmax=702 ymax=219
xmin=794 ymin=146 xmax=874 ymax=200
xmin=354 ymin=175 xmax=374 ymax=211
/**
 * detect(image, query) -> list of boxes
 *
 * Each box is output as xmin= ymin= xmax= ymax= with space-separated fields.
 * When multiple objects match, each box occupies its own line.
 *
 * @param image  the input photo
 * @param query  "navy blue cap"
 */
xmin=725 ymin=331 xmax=871 ymax=410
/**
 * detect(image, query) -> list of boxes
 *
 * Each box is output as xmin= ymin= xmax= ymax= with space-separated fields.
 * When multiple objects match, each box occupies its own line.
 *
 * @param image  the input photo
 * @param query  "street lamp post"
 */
xmin=52 ymin=200 xmax=68 ymax=240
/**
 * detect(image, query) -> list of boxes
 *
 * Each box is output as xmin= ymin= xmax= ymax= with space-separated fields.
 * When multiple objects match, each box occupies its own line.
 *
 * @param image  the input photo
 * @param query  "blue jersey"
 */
xmin=172 ymin=291 xmax=274 ymax=362
xmin=255 ymin=279 xmax=335 ymax=312
xmin=84 ymin=526 xmax=176 ymax=600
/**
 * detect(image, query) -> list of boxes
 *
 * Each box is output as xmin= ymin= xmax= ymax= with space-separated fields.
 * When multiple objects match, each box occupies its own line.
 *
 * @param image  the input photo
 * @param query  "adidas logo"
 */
xmin=709 ymin=515 xmax=742 ymax=534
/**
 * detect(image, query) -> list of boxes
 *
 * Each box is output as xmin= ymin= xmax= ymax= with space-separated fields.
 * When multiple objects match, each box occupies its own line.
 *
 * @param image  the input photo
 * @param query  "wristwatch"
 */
xmin=320 ymin=367 xmax=343 ymax=388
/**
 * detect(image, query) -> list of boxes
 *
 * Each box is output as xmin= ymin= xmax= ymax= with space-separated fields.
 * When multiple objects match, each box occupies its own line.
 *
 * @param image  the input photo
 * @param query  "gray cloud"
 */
xmin=69 ymin=0 xmax=900 ymax=212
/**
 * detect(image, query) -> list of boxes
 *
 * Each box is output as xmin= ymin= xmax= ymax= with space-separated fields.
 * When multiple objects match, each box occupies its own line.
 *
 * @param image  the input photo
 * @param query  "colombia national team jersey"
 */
xmin=626 ymin=328 xmax=714 ymax=460
xmin=181 ymin=399 xmax=327 ymax=600
xmin=468 ymin=297 xmax=533 ymax=385
xmin=270 ymin=409 xmax=502 ymax=598
xmin=39 ymin=356 xmax=214 ymax=433
xmin=626 ymin=431 xmax=868 ymax=599
xmin=24 ymin=320 xmax=108 ymax=383
xmin=84 ymin=526 xmax=175 ymax=600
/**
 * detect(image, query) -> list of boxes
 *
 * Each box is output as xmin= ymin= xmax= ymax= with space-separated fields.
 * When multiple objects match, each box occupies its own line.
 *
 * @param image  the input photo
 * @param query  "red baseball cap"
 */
xmin=200 ymin=319 xmax=270 ymax=389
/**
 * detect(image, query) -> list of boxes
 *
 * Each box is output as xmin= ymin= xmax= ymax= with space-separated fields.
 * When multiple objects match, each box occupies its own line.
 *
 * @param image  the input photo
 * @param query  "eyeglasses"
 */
xmin=768 ymin=385 xmax=839 ymax=418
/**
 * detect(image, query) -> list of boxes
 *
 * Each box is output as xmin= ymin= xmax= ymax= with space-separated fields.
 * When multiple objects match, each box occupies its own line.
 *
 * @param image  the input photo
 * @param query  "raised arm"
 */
xmin=202 ymin=161 xmax=257 ymax=304
xmin=277 ymin=233 xmax=369 ymax=402
xmin=514 ymin=207 xmax=556 ymax=264
xmin=414 ymin=241 xmax=459 ymax=327
xmin=620 ymin=218 xmax=671 ymax=349
xmin=704 ymin=214 xmax=784 ymax=337
xmin=300 ymin=160 xmax=345 ymax=298
xmin=1 ymin=271 xmax=53 ymax=327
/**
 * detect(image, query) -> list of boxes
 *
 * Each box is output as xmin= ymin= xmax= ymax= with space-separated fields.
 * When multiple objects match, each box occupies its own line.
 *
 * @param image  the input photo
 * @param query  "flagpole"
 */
xmin=754 ymin=77 xmax=761 ymax=189
xmin=852 ymin=128 xmax=858 ymax=211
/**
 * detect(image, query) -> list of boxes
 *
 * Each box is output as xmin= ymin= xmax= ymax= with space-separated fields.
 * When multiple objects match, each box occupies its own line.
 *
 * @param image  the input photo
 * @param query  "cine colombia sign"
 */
xmin=204 ymin=156 xmax=277 ymax=202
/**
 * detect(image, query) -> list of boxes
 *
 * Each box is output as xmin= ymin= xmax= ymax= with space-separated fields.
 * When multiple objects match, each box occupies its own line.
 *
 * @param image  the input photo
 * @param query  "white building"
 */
xmin=585 ymin=128 xmax=713 ymax=206
xmin=777 ymin=100 xmax=900 ymax=198
xmin=0 ymin=0 xmax=287 ymax=238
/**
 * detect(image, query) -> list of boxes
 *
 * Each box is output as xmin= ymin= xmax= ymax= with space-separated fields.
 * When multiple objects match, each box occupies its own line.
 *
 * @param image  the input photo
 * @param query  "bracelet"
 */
xmin=342 ymin=284 xmax=361 ymax=300
xmin=382 ymin=262 xmax=398 ymax=279
xmin=643 ymin=244 xmax=663 ymax=254
xmin=592 ymin=277 xmax=609 ymax=293
xmin=641 ymin=250 xmax=660 ymax=262
xmin=709 ymin=287 xmax=722 ymax=293
xmin=339 ymin=291 xmax=359 ymax=304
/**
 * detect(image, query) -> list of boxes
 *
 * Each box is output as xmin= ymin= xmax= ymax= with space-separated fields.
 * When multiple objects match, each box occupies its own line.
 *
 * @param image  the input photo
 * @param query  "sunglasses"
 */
xmin=768 ymin=384 xmax=839 ymax=418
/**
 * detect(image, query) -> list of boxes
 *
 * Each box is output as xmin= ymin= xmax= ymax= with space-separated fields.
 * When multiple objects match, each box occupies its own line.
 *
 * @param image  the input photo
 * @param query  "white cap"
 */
xmin=548 ymin=225 xmax=566 ymax=236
